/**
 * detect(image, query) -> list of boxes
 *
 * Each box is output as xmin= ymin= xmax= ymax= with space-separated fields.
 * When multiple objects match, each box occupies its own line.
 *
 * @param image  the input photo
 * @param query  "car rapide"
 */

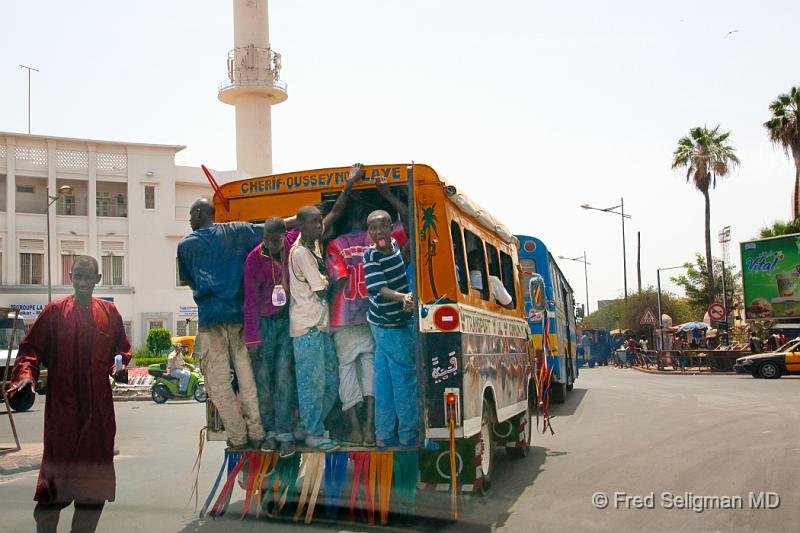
xmin=734 ymin=337 xmax=800 ymax=379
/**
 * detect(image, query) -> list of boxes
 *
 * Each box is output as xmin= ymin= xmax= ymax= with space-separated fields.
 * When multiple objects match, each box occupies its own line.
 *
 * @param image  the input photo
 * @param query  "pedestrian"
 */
xmin=769 ymin=331 xmax=781 ymax=351
xmin=749 ymin=332 xmax=762 ymax=354
xmin=289 ymin=205 xmax=340 ymax=451
xmin=778 ymin=330 xmax=787 ymax=346
xmin=625 ymin=336 xmax=637 ymax=367
xmin=580 ymin=331 xmax=592 ymax=366
xmin=9 ymin=256 xmax=131 ymax=533
xmin=177 ymin=198 xmax=265 ymax=450
xmin=364 ymin=209 xmax=419 ymax=449
xmin=640 ymin=337 xmax=648 ymax=352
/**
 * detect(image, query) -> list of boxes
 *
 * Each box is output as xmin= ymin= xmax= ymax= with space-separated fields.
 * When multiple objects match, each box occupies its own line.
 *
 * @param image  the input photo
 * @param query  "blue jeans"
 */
xmin=293 ymin=328 xmax=338 ymax=439
xmin=370 ymin=324 xmax=419 ymax=443
xmin=252 ymin=313 xmax=297 ymax=442
xmin=170 ymin=368 xmax=190 ymax=393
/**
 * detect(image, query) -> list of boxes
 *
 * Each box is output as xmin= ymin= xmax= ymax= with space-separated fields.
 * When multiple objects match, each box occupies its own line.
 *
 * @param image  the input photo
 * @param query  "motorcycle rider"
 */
xmin=167 ymin=344 xmax=190 ymax=395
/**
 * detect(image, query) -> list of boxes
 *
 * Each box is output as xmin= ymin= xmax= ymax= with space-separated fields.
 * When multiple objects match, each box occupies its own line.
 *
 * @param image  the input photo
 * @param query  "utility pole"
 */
xmin=637 ymin=231 xmax=642 ymax=293
xmin=19 ymin=65 xmax=39 ymax=134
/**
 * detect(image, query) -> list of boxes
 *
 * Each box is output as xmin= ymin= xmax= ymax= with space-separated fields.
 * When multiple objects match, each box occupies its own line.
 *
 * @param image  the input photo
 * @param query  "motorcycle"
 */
xmin=147 ymin=362 xmax=207 ymax=403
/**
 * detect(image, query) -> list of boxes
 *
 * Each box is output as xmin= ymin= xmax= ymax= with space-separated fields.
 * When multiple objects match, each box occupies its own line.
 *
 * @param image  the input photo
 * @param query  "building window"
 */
xmin=144 ymin=186 xmax=155 ymax=210
xmin=20 ymin=253 xmax=44 ymax=284
xmin=61 ymin=255 xmax=75 ymax=285
xmin=97 ymin=197 xmax=111 ymax=217
xmin=16 ymin=185 xmax=34 ymax=194
xmin=176 ymin=319 xmax=198 ymax=336
xmin=101 ymin=255 xmax=124 ymax=286
xmin=123 ymin=321 xmax=132 ymax=341
xmin=148 ymin=320 xmax=164 ymax=331
xmin=57 ymin=195 xmax=77 ymax=216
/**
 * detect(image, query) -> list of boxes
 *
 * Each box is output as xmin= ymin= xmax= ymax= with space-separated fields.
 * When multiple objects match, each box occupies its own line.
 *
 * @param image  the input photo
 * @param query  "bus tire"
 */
xmin=478 ymin=399 xmax=495 ymax=494
xmin=552 ymin=382 xmax=567 ymax=404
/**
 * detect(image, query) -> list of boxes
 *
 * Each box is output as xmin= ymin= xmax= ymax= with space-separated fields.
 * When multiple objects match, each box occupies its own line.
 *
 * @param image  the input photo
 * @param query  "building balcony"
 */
xmin=218 ymin=45 xmax=288 ymax=105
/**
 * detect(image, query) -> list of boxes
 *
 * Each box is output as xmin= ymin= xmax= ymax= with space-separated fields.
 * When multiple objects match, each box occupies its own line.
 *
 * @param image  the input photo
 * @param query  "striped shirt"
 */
xmin=363 ymin=238 xmax=409 ymax=328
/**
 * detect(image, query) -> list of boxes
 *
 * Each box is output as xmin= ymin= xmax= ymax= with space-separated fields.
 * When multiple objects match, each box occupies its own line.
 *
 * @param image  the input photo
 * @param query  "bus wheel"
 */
xmin=552 ymin=382 xmax=567 ymax=404
xmin=479 ymin=399 xmax=495 ymax=494
xmin=506 ymin=397 xmax=532 ymax=459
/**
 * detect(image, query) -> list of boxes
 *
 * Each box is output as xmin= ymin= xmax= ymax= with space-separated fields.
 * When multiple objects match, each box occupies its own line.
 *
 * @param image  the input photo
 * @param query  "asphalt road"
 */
xmin=1 ymin=367 xmax=798 ymax=532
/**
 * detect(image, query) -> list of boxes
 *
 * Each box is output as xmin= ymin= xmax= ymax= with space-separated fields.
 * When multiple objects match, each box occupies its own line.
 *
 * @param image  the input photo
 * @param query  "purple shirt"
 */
xmin=243 ymin=229 xmax=299 ymax=347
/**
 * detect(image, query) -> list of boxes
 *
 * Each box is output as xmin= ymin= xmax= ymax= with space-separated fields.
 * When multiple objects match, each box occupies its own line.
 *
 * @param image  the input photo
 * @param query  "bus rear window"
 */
xmin=500 ymin=251 xmax=517 ymax=308
xmin=464 ymin=230 xmax=489 ymax=301
xmin=451 ymin=221 xmax=468 ymax=294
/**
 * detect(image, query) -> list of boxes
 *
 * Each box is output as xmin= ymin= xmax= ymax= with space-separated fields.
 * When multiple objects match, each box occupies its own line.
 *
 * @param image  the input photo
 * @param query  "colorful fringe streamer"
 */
xmin=294 ymin=454 xmax=326 ymax=524
xmin=188 ymin=427 xmax=207 ymax=512
xmin=348 ymin=451 xmax=375 ymax=524
xmin=370 ymin=451 xmax=394 ymax=525
xmin=324 ymin=452 xmax=350 ymax=520
xmin=392 ymin=451 xmax=419 ymax=517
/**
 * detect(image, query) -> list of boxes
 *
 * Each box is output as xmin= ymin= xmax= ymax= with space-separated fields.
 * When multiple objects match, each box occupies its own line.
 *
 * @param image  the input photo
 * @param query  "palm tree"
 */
xmin=420 ymin=205 xmax=440 ymax=298
xmin=764 ymin=86 xmax=800 ymax=220
xmin=672 ymin=126 xmax=740 ymax=304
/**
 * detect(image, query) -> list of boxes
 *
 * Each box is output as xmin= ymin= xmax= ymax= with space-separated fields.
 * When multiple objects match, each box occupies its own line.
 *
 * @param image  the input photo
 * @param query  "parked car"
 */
xmin=1 ymin=314 xmax=47 ymax=411
xmin=734 ymin=337 xmax=800 ymax=379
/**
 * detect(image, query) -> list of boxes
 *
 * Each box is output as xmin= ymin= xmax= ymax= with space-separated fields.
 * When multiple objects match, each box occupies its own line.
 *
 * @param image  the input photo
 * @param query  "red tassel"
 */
xmin=209 ymin=454 xmax=246 ymax=517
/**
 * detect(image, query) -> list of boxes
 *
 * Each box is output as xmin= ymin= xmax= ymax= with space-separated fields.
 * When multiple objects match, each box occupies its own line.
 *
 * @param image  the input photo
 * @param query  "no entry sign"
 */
xmin=708 ymin=303 xmax=726 ymax=321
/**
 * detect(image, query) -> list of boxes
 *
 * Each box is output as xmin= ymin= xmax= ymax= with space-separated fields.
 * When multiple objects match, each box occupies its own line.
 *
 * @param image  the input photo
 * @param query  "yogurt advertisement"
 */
xmin=741 ymin=233 xmax=800 ymax=319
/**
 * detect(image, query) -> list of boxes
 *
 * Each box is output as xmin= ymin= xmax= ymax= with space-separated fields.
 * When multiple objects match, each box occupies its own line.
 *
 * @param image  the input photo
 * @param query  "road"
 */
xmin=1 ymin=367 xmax=798 ymax=532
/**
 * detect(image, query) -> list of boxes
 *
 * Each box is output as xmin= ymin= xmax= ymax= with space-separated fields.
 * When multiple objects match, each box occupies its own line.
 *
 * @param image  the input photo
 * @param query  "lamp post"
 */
xmin=558 ymin=252 xmax=590 ymax=315
xmin=46 ymin=185 xmax=72 ymax=302
xmin=581 ymin=198 xmax=631 ymax=301
xmin=657 ymin=265 xmax=686 ymax=348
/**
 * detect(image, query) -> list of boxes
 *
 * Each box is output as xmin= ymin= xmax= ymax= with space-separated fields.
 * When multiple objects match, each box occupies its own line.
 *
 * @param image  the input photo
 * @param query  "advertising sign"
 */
xmin=741 ymin=233 xmax=800 ymax=319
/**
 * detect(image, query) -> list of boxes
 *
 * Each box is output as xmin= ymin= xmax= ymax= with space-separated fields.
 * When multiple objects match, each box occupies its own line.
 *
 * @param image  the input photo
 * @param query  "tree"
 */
xmin=763 ymin=86 xmax=800 ymax=220
xmin=146 ymin=327 xmax=172 ymax=356
xmin=671 ymin=126 xmax=740 ymax=304
xmin=758 ymin=219 xmax=800 ymax=238
xmin=582 ymin=289 xmax=694 ymax=333
xmin=670 ymin=253 xmax=742 ymax=319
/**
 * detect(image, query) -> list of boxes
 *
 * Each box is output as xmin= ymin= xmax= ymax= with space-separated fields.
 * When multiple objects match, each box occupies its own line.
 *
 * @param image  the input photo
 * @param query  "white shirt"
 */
xmin=288 ymin=238 xmax=330 ymax=337
xmin=469 ymin=271 xmax=513 ymax=306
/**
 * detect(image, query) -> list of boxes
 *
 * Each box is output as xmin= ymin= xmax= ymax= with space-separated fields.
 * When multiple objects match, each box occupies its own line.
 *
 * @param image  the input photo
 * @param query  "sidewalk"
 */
xmin=0 ymin=442 xmax=42 ymax=475
xmin=112 ymin=383 xmax=152 ymax=402
xmin=633 ymin=366 xmax=734 ymax=376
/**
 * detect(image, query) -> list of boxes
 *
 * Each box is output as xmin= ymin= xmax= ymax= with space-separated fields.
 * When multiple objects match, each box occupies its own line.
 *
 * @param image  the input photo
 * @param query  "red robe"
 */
xmin=11 ymin=296 xmax=131 ymax=504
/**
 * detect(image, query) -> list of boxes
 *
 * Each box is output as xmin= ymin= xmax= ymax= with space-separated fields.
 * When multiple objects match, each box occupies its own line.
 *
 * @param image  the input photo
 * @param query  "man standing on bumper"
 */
xmin=9 ymin=255 xmax=131 ymax=533
xmin=364 ymin=210 xmax=420 ymax=448
xmin=177 ymin=198 xmax=265 ymax=449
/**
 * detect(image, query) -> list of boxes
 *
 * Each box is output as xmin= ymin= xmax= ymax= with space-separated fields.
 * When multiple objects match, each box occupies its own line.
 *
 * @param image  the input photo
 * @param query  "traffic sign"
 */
xmin=708 ymin=303 xmax=726 ymax=321
xmin=640 ymin=308 xmax=658 ymax=325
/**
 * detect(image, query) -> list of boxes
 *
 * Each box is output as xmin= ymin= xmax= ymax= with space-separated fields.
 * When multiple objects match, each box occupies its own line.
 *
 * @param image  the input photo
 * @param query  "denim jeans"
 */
xmin=252 ymin=313 xmax=297 ymax=442
xmin=169 ymin=368 xmax=190 ymax=393
xmin=370 ymin=324 xmax=419 ymax=443
xmin=293 ymin=328 xmax=338 ymax=438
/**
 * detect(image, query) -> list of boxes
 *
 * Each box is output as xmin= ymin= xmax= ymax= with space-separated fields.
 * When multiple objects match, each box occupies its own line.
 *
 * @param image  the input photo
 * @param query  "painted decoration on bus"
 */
xmin=238 ymin=166 xmax=404 ymax=195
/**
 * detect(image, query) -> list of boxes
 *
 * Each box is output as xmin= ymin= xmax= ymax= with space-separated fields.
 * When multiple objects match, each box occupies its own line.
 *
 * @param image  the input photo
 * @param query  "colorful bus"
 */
xmin=205 ymin=163 xmax=538 ymax=502
xmin=516 ymin=235 xmax=578 ymax=403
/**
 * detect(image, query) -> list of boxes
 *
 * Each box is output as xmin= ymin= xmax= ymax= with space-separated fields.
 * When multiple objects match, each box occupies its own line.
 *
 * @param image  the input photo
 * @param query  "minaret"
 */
xmin=218 ymin=0 xmax=287 ymax=177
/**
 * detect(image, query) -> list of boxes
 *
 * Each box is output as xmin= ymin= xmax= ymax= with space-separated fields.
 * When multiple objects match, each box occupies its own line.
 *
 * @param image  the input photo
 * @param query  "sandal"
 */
xmin=279 ymin=441 xmax=296 ymax=458
xmin=308 ymin=438 xmax=340 ymax=452
xmin=398 ymin=436 xmax=418 ymax=449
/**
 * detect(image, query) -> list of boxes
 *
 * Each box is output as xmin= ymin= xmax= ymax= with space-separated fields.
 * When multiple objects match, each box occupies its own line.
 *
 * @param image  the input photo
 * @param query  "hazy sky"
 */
xmin=2 ymin=0 xmax=797 ymax=311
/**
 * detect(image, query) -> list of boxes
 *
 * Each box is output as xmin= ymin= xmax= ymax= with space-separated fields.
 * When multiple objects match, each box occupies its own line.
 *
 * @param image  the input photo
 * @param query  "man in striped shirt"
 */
xmin=363 ymin=210 xmax=419 ymax=448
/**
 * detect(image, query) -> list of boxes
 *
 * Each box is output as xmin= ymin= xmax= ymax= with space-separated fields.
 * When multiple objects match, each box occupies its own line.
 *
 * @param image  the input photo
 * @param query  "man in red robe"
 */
xmin=9 ymin=255 xmax=131 ymax=533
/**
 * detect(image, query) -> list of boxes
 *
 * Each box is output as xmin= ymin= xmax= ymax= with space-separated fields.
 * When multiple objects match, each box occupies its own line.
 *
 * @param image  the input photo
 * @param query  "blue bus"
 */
xmin=516 ymin=235 xmax=578 ymax=403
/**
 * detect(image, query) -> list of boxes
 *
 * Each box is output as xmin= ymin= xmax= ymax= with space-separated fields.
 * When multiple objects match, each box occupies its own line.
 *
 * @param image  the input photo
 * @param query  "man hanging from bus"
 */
xmin=325 ymin=178 xmax=408 ymax=446
xmin=364 ymin=209 xmax=419 ymax=449
xmin=243 ymin=217 xmax=302 ymax=457
xmin=289 ymin=205 xmax=340 ymax=451
xmin=177 ymin=198 xmax=265 ymax=450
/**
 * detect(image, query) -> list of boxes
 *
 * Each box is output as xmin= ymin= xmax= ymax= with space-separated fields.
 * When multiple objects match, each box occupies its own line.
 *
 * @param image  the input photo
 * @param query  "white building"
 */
xmin=0 ymin=131 xmax=240 ymax=347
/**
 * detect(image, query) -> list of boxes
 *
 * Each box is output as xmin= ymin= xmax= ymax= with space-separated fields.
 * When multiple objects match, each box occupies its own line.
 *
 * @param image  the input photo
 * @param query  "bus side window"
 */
xmin=451 ymin=221 xmax=469 ymax=294
xmin=500 ymin=251 xmax=517 ymax=309
xmin=464 ymin=230 xmax=489 ymax=301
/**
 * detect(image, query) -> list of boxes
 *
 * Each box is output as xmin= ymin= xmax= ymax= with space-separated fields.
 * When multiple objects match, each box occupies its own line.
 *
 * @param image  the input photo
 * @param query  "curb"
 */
xmin=633 ymin=366 xmax=735 ymax=376
xmin=112 ymin=395 xmax=152 ymax=402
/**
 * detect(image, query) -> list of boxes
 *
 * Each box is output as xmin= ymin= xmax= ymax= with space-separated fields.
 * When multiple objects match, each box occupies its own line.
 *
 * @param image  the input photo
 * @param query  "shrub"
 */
xmin=146 ymin=328 xmax=172 ymax=355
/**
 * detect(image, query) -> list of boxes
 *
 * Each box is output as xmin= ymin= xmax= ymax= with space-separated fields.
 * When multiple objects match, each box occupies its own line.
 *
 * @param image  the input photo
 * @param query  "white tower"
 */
xmin=219 ymin=0 xmax=287 ymax=177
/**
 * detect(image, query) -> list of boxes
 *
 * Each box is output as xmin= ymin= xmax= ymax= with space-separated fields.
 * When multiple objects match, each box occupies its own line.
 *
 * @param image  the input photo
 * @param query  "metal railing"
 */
xmin=218 ymin=45 xmax=287 ymax=93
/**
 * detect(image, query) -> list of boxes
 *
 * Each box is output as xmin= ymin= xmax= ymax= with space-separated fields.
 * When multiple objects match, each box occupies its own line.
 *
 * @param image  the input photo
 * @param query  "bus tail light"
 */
xmin=444 ymin=388 xmax=461 ymax=425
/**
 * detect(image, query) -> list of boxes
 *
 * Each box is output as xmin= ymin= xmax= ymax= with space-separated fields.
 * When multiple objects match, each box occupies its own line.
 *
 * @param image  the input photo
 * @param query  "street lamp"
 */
xmin=558 ymin=252 xmax=590 ymax=315
xmin=581 ymin=198 xmax=631 ymax=301
xmin=656 ymin=264 xmax=686 ymax=330
xmin=46 ymin=185 xmax=72 ymax=302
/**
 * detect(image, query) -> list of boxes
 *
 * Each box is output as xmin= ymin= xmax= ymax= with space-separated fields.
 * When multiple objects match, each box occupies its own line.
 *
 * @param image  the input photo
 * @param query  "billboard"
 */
xmin=741 ymin=233 xmax=800 ymax=320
